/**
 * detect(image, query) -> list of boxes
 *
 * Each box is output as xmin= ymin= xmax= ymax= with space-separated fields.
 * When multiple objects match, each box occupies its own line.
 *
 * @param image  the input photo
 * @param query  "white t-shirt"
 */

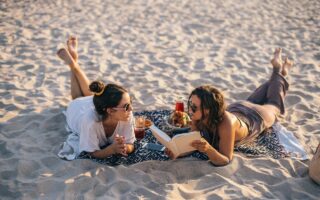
xmin=65 ymin=96 xmax=135 ymax=154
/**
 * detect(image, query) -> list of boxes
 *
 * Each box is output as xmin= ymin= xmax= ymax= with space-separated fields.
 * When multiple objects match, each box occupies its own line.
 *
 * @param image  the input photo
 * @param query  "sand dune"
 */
xmin=1 ymin=0 xmax=320 ymax=199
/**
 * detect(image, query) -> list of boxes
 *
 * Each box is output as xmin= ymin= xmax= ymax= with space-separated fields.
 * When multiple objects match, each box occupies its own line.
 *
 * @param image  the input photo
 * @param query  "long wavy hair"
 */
xmin=188 ymin=85 xmax=226 ymax=147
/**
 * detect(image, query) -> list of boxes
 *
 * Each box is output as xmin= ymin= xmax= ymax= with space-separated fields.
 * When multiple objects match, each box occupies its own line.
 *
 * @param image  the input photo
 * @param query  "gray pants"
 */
xmin=227 ymin=72 xmax=289 ymax=145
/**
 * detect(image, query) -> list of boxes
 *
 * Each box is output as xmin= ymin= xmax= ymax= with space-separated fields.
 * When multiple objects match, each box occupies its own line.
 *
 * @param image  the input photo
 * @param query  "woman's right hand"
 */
xmin=112 ymin=135 xmax=128 ymax=156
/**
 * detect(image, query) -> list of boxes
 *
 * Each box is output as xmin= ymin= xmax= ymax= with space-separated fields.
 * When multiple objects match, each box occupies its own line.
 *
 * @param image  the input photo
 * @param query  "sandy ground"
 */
xmin=1 ymin=0 xmax=320 ymax=199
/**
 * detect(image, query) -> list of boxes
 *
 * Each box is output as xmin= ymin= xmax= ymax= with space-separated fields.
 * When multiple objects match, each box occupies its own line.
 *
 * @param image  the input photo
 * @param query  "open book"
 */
xmin=149 ymin=125 xmax=202 ymax=159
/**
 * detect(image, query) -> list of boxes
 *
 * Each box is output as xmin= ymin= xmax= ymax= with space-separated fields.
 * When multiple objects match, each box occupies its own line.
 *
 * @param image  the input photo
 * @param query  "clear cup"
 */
xmin=134 ymin=116 xmax=146 ymax=140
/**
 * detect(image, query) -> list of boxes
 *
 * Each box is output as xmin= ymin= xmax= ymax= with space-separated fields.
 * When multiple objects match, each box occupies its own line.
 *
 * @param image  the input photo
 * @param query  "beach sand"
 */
xmin=1 ymin=0 xmax=320 ymax=199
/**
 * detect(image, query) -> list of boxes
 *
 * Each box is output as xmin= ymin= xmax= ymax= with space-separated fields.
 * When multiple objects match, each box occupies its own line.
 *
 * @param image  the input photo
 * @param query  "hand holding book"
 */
xmin=149 ymin=125 xmax=202 ymax=159
xmin=165 ymin=138 xmax=209 ymax=159
xmin=190 ymin=138 xmax=211 ymax=153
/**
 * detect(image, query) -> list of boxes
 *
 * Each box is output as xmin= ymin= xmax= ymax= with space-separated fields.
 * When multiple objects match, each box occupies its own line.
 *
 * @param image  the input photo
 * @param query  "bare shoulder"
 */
xmin=217 ymin=112 xmax=237 ymax=136
xmin=220 ymin=111 xmax=237 ymax=127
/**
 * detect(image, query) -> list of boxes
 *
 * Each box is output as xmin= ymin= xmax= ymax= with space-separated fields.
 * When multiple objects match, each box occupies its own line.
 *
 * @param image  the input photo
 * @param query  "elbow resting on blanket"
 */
xmin=126 ymin=144 xmax=135 ymax=154
xmin=209 ymin=157 xmax=230 ymax=166
xmin=203 ymin=145 xmax=232 ymax=166
xmin=90 ymin=143 xmax=135 ymax=159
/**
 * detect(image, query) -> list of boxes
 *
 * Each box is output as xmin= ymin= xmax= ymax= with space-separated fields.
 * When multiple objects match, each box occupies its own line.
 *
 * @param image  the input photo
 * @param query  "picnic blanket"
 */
xmin=75 ymin=110 xmax=307 ymax=166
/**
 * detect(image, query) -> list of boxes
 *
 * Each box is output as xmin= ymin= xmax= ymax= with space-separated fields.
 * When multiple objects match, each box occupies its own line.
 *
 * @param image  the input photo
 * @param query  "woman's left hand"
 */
xmin=191 ymin=138 xmax=211 ymax=153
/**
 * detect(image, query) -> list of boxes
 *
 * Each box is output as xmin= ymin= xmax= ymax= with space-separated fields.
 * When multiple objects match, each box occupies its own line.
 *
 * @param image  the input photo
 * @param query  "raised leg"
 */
xmin=247 ymin=48 xmax=293 ymax=115
xmin=57 ymin=37 xmax=92 ymax=98
xmin=265 ymin=48 xmax=292 ymax=115
xmin=265 ymin=73 xmax=288 ymax=115
xmin=67 ymin=36 xmax=78 ymax=62
xmin=247 ymin=82 xmax=269 ymax=104
xmin=70 ymin=72 xmax=84 ymax=99
xmin=247 ymin=48 xmax=282 ymax=104
xmin=66 ymin=36 xmax=85 ymax=99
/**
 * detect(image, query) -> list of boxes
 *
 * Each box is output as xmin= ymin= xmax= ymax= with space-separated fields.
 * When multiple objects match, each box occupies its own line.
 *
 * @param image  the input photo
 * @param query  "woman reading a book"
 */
xmin=57 ymin=36 xmax=135 ymax=160
xmin=166 ymin=48 xmax=293 ymax=166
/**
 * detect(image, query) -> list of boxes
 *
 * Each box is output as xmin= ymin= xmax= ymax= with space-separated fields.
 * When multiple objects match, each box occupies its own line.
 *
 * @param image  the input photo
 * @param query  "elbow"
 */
xmin=127 ymin=144 xmax=135 ymax=154
xmin=90 ymin=151 xmax=100 ymax=159
xmin=128 ymin=148 xmax=134 ymax=154
xmin=209 ymin=156 xmax=232 ymax=167
xmin=210 ymin=159 xmax=230 ymax=167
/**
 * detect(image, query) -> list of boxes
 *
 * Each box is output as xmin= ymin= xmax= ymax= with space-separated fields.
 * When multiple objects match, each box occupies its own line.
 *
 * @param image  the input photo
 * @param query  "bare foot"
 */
xmin=67 ymin=36 xmax=78 ymax=62
xmin=271 ymin=48 xmax=283 ymax=73
xmin=282 ymin=57 xmax=294 ymax=76
xmin=57 ymin=48 xmax=75 ymax=66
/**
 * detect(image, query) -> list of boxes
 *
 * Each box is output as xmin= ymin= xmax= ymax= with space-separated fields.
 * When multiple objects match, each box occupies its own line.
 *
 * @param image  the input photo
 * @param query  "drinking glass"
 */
xmin=134 ymin=116 xmax=146 ymax=140
xmin=175 ymin=100 xmax=184 ymax=112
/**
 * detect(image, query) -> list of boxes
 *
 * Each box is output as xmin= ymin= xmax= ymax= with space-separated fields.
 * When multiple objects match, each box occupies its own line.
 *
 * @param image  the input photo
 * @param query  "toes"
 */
xmin=284 ymin=57 xmax=294 ymax=66
xmin=67 ymin=36 xmax=76 ymax=45
xmin=277 ymin=48 xmax=282 ymax=56
xmin=69 ymin=36 xmax=77 ymax=43
xmin=274 ymin=48 xmax=282 ymax=56
xmin=67 ymin=36 xmax=77 ymax=48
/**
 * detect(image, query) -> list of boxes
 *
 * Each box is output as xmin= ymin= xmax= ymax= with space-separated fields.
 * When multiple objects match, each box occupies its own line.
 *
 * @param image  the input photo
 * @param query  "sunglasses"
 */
xmin=188 ymin=101 xmax=198 ymax=113
xmin=112 ymin=103 xmax=132 ymax=112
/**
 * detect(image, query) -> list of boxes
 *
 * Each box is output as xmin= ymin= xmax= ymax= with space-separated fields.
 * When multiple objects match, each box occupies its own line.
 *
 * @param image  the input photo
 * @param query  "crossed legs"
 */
xmin=57 ymin=36 xmax=92 ymax=99
xmin=246 ymin=48 xmax=294 ymax=126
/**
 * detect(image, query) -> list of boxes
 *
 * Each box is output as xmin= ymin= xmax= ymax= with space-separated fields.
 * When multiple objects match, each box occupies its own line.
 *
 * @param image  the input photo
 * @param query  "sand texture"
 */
xmin=1 ymin=0 xmax=320 ymax=199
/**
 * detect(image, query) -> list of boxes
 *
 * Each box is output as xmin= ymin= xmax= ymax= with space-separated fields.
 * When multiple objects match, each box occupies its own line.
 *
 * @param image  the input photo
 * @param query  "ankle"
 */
xmin=272 ymin=66 xmax=282 ymax=74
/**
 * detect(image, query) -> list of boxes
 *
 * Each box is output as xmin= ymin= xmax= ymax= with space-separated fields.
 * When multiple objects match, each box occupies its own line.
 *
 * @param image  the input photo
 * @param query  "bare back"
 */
xmin=215 ymin=111 xmax=249 ymax=160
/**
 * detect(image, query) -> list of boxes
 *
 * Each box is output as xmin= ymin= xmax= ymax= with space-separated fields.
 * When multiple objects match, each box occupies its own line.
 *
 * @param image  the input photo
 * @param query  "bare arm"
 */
xmin=91 ymin=144 xmax=116 ymax=159
xmin=91 ymin=135 xmax=133 ymax=159
xmin=191 ymin=113 xmax=236 ymax=166
xmin=213 ymin=114 xmax=236 ymax=164
xmin=191 ymin=139 xmax=231 ymax=166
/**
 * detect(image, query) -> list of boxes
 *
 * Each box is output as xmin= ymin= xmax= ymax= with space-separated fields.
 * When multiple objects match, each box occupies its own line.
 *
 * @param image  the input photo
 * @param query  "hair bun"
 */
xmin=89 ymin=81 xmax=105 ymax=96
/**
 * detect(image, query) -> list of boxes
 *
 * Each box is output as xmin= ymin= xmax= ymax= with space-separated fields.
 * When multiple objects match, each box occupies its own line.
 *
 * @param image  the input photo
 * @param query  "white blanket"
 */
xmin=273 ymin=123 xmax=308 ymax=160
xmin=57 ymin=126 xmax=80 ymax=160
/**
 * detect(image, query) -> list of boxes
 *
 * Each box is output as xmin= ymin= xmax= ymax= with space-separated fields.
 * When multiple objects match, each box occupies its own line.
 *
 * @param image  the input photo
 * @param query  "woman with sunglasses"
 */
xmin=57 ymin=36 xmax=135 ymax=160
xmin=166 ymin=48 xmax=293 ymax=166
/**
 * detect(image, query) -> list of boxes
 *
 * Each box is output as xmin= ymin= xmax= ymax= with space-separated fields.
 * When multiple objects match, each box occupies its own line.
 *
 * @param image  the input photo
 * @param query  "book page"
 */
xmin=172 ymin=131 xmax=202 ymax=157
xmin=149 ymin=125 xmax=171 ymax=147
xmin=149 ymin=125 xmax=179 ymax=156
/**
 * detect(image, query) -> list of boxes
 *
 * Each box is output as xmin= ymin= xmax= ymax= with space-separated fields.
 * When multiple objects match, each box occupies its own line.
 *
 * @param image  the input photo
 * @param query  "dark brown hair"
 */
xmin=89 ymin=81 xmax=128 ymax=120
xmin=188 ymin=85 xmax=226 ymax=147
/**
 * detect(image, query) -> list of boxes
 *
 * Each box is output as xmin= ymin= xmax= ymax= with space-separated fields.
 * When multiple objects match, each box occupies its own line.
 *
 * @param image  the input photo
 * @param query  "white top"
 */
xmin=65 ymin=96 xmax=135 ymax=154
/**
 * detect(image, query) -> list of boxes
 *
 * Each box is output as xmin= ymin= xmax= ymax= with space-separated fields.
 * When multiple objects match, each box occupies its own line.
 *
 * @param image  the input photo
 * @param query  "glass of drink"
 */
xmin=175 ymin=100 xmax=184 ymax=112
xmin=134 ymin=116 xmax=146 ymax=140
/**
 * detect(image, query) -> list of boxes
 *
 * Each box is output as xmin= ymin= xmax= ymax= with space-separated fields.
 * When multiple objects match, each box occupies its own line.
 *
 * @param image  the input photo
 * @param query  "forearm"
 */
xmin=126 ymin=144 xmax=134 ymax=154
xmin=205 ymin=146 xmax=230 ymax=166
xmin=91 ymin=145 xmax=115 ymax=159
